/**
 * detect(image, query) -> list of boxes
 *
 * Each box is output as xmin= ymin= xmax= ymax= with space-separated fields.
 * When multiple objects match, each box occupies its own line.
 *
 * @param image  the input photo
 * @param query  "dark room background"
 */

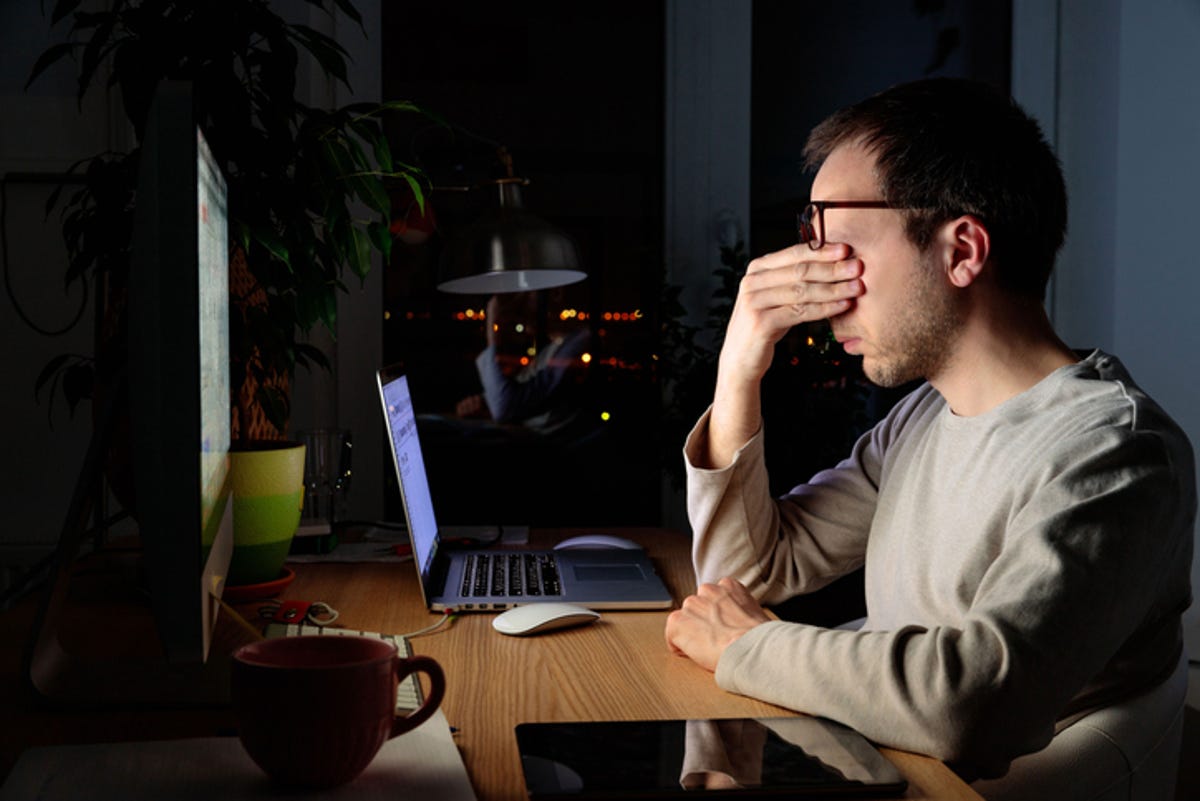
xmin=374 ymin=0 xmax=1011 ymax=526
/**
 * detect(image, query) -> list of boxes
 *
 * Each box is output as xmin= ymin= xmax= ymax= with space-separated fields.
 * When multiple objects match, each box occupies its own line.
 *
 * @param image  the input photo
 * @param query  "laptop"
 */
xmin=376 ymin=364 xmax=673 ymax=612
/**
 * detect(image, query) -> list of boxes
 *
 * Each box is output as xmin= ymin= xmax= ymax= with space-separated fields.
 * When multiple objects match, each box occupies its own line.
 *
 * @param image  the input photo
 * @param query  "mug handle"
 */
xmin=390 ymin=654 xmax=446 ymax=738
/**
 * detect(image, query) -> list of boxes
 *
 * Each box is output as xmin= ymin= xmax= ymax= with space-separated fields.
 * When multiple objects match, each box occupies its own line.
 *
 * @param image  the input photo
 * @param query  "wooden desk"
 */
xmin=1 ymin=528 xmax=981 ymax=800
xmin=284 ymin=527 xmax=982 ymax=801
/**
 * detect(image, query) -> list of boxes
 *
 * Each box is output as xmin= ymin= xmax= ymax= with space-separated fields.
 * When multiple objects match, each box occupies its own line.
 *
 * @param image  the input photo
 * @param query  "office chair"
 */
xmin=972 ymin=648 xmax=1189 ymax=801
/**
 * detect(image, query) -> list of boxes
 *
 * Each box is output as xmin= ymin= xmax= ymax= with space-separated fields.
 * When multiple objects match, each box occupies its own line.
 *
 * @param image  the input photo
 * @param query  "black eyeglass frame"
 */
xmin=797 ymin=200 xmax=896 ymax=250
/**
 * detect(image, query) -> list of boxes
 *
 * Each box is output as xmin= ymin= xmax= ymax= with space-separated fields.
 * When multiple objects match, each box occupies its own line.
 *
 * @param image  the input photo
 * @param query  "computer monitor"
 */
xmin=25 ymin=80 xmax=235 ymax=704
xmin=127 ymin=79 xmax=234 ymax=665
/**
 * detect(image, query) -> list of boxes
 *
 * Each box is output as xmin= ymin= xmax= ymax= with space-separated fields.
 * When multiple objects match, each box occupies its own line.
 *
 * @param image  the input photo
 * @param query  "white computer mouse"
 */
xmin=492 ymin=603 xmax=601 ymax=636
xmin=553 ymin=534 xmax=641 ymax=551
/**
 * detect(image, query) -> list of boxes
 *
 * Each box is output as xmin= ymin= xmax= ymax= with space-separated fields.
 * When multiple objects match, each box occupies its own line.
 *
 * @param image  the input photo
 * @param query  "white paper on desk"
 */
xmin=0 ymin=709 xmax=474 ymax=801
xmin=286 ymin=541 xmax=412 ymax=564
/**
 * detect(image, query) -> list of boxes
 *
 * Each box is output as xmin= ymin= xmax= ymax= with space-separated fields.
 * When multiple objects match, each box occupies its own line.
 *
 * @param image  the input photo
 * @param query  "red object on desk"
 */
xmin=269 ymin=600 xmax=312 ymax=623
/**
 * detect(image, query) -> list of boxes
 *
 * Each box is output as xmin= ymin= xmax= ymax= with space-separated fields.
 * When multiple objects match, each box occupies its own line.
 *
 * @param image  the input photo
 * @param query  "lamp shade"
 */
xmin=437 ymin=179 xmax=585 ymax=294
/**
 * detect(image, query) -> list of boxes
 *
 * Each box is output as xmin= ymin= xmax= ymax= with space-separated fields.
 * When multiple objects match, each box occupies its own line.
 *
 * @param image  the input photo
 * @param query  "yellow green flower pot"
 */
xmin=227 ymin=441 xmax=305 ymax=587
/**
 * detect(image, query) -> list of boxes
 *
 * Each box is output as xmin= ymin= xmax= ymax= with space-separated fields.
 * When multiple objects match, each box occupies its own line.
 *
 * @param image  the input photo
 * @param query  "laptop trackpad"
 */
xmin=572 ymin=565 xmax=644 ymax=582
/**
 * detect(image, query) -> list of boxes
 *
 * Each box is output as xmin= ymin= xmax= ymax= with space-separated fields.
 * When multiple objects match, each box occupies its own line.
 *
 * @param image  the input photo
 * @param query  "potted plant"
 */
xmin=29 ymin=0 xmax=427 ymax=442
xmin=27 ymin=0 xmax=427 ymax=583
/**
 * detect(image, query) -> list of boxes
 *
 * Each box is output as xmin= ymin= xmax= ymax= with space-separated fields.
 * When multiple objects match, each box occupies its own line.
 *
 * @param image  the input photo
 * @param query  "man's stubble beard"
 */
xmin=862 ymin=251 xmax=961 ymax=389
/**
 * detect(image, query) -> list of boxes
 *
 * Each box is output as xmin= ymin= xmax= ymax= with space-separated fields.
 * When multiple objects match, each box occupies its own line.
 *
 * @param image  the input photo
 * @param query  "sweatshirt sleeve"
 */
xmin=684 ymin=406 xmax=886 ymax=604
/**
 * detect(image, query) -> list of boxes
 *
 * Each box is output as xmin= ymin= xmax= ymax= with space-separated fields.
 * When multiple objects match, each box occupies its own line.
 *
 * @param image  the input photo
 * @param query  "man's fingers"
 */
xmin=716 ymin=576 xmax=749 ymax=595
xmin=714 ymin=578 xmax=772 ymax=625
xmin=742 ymin=259 xmax=862 ymax=295
xmin=666 ymin=579 xmax=771 ymax=674
xmin=743 ymin=296 xmax=856 ymax=338
xmin=738 ymin=257 xmax=864 ymax=327
xmin=758 ymin=275 xmax=863 ymax=308
xmin=745 ymin=242 xmax=851 ymax=275
xmin=664 ymin=609 xmax=687 ymax=655
xmin=694 ymin=581 xmax=727 ymax=601
xmin=714 ymin=577 xmax=757 ymax=609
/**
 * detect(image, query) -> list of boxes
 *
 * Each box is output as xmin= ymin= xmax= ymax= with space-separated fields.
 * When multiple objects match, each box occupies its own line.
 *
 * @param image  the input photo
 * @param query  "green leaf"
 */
xmin=367 ymin=219 xmax=391 ymax=257
xmin=44 ymin=173 xmax=80 ymax=217
xmin=34 ymin=353 xmax=73 ymax=400
xmin=63 ymin=363 xmax=94 ymax=414
xmin=76 ymin=14 xmax=117 ymax=103
xmin=233 ymin=220 xmax=252 ymax=255
xmin=319 ymin=137 xmax=355 ymax=178
xmin=396 ymin=171 xmax=426 ymax=214
xmin=67 ymin=10 xmax=111 ymax=31
xmin=291 ymin=22 xmax=350 ymax=58
xmin=320 ymin=284 xmax=337 ymax=328
xmin=372 ymin=133 xmax=393 ymax=173
xmin=50 ymin=0 xmax=85 ymax=27
xmin=297 ymin=0 xmax=331 ymax=16
xmin=349 ymin=173 xmax=389 ymax=215
xmin=42 ymin=371 xmax=62 ymax=426
xmin=290 ymin=24 xmax=350 ymax=88
xmin=349 ymin=225 xmax=371 ymax=280
xmin=25 ymin=42 xmax=78 ymax=91
xmin=251 ymin=226 xmax=290 ymax=265
xmin=294 ymin=342 xmax=332 ymax=372
xmin=340 ymin=128 xmax=373 ymax=171
xmin=255 ymin=386 xmax=290 ymax=436
xmin=378 ymin=99 xmax=422 ymax=115
xmin=325 ymin=209 xmax=350 ymax=267
xmin=329 ymin=0 xmax=365 ymax=31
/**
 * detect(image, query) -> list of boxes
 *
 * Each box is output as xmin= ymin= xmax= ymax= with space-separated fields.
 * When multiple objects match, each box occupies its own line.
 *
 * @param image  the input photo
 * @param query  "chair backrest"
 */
xmin=973 ymin=648 xmax=1189 ymax=801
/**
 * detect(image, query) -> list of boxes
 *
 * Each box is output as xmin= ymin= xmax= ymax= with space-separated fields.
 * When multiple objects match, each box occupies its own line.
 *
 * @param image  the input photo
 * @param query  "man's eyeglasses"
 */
xmin=797 ymin=200 xmax=895 ymax=250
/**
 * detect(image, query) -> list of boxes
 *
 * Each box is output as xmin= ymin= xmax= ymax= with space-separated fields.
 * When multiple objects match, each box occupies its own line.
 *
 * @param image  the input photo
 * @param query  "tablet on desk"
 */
xmin=515 ymin=717 xmax=907 ymax=799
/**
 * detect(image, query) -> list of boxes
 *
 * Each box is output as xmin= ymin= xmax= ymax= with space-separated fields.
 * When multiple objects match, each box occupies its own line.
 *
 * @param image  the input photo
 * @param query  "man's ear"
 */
xmin=940 ymin=215 xmax=990 ymax=288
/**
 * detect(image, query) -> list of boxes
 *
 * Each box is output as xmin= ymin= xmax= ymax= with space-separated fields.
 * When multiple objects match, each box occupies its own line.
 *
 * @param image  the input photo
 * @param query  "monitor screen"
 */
xmin=379 ymin=372 xmax=440 ymax=582
xmin=196 ymin=124 xmax=232 ymax=576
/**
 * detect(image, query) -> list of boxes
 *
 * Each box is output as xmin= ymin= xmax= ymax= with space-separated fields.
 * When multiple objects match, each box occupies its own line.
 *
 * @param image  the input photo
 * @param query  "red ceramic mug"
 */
xmin=231 ymin=635 xmax=446 ymax=788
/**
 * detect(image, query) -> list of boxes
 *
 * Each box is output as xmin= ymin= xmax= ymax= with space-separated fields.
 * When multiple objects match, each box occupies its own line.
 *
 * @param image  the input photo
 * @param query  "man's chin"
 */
xmin=862 ymin=358 xmax=918 ymax=389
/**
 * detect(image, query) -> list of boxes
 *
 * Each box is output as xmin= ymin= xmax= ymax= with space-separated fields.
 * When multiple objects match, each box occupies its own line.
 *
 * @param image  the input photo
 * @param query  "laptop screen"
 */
xmin=379 ymin=372 xmax=439 ymax=582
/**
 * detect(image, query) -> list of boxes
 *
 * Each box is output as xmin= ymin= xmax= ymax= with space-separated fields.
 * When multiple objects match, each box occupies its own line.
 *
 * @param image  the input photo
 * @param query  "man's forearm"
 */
xmin=697 ymin=370 xmax=764 ymax=469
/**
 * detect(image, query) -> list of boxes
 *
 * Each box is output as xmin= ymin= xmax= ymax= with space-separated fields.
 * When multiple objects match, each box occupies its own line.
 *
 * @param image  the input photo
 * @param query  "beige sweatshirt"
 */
xmin=684 ymin=350 xmax=1195 ymax=777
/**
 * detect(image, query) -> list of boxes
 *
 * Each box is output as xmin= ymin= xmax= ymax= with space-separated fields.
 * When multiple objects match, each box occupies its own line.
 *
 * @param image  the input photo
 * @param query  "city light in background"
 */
xmin=384 ymin=306 xmax=836 ymax=372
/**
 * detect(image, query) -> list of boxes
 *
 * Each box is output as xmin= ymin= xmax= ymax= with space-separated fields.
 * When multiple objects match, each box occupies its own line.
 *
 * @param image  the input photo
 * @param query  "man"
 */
xmin=664 ymin=78 xmax=1195 ymax=783
xmin=456 ymin=290 xmax=592 ymax=436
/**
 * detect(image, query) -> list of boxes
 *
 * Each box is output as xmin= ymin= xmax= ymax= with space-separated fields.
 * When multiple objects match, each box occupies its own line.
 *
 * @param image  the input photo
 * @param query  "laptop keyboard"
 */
xmin=461 ymin=552 xmax=562 ymax=598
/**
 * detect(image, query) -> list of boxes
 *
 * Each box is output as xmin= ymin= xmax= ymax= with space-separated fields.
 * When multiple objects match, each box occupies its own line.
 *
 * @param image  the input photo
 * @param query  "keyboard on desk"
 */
xmin=263 ymin=622 xmax=423 ymax=712
xmin=460 ymin=552 xmax=562 ymax=598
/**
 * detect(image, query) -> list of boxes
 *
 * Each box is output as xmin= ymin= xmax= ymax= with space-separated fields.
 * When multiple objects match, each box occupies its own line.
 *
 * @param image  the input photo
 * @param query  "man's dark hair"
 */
xmin=803 ymin=78 xmax=1067 ymax=298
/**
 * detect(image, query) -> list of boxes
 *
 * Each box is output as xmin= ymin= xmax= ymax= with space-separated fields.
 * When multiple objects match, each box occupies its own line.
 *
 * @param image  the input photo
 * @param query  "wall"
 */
xmin=663 ymin=0 xmax=752 ymax=529
xmin=286 ymin=0 xmax=386 ymax=526
xmin=1015 ymin=0 xmax=1200 ymax=653
xmin=0 ymin=2 xmax=125 ymax=583
xmin=1110 ymin=0 xmax=1200 ymax=651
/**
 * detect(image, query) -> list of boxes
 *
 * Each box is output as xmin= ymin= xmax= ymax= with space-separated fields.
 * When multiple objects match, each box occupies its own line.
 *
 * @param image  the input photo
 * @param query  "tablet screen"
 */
xmin=516 ymin=717 xmax=908 ymax=798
